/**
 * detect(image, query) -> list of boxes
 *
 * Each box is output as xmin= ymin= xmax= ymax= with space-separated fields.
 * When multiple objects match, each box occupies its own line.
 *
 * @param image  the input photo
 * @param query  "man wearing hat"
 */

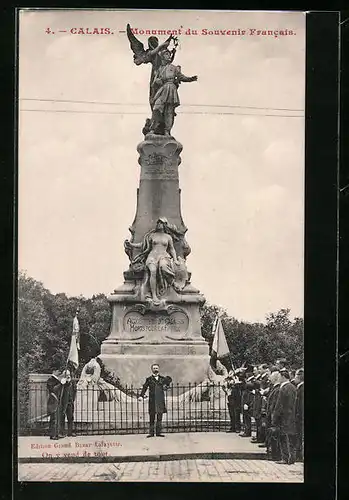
xmin=271 ymin=368 xmax=297 ymax=464
xmin=275 ymin=358 xmax=287 ymax=370
xmin=265 ymin=366 xmax=282 ymax=460
xmin=257 ymin=368 xmax=272 ymax=447
xmin=46 ymin=366 xmax=65 ymax=440
xmin=239 ymin=365 xmax=255 ymax=437
xmin=223 ymin=370 xmax=242 ymax=433
xmin=59 ymin=368 xmax=77 ymax=437
xmin=139 ymin=364 xmax=172 ymax=437
xmin=251 ymin=369 xmax=264 ymax=444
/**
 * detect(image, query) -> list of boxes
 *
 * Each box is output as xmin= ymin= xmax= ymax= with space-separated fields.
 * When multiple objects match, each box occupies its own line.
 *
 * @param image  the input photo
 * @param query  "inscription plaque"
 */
xmin=140 ymin=163 xmax=179 ymax=181
xmin=123 ymin=310 xmax=189 ymax=335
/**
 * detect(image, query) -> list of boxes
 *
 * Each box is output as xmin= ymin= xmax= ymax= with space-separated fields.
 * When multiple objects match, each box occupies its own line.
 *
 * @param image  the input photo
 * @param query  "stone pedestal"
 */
xmin=99 ymin=134 xmax=209 ymax=385
xmin=28 ymin=373 xmax=50 ymax=423
xmin=100 ymin=300 xmax=209 ymax=386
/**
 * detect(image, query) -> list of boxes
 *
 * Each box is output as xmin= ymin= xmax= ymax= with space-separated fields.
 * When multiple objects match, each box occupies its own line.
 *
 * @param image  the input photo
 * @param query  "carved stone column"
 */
xmin=99 ymin=135 xmax=209 ymax=387
xmin=131 ymin=135 xmax=186 ymax=243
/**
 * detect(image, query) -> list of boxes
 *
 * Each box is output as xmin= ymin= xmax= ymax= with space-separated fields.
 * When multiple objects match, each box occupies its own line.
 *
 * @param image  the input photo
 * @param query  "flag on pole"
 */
xmin=73 ymin=311 xmax=80 ymax=350
xmin=67 ymin=330 xmax=79 ymax=370
xmin=210 ymin=315 xmax=232 ymax=371
xmin=212 ymin=316 xmax=230 ymax=358
xmin=67 ymin=311 xmax=80 ymax=370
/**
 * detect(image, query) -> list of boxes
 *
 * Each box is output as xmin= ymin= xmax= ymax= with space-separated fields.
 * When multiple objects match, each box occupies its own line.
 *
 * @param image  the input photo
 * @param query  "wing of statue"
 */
xmin=126 ymin=24 xmax=146 ymax=58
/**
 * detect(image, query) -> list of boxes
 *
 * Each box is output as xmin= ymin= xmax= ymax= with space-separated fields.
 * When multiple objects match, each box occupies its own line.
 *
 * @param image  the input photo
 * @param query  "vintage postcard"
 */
xmin=17 ymin=9 xmax=305 ymax=482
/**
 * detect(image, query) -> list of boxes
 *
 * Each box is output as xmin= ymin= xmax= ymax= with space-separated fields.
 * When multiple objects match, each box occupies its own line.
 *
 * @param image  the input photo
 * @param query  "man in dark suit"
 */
xmin=139 ymin=364 xmax=172 ymax=438
xmin=272 ymin=368 xmax=297 ymax=464
xmin=223 ymin=370 xmax=242 ymax=433
xmin=47 ymin=367 xmax=65 ymax=440
xmin=251 ymin=370 xmax=262 ymax=443
xmin=239 ymin=366 xmax=255 ymax=437
xmin=294 ymin=368 xmax=304 ymax=461
xmin=265 ymin=367 xmax=282 ymax=460
xmin=251 ymin=364 xmax=271 ymax=444
xmin=60 ymin=368 xmax=77 ymax=437
xmin=257 ymin=370 xmax=272 ymax=447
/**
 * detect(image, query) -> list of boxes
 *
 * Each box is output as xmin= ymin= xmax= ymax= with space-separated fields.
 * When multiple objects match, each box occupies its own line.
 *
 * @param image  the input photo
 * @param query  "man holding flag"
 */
xmin=211 ymin=313 xmax=243 ymax=433
xmin=46 ymin=311 xmax=80 ymax=439
xmin=58 ymin=310 xmax=80 ymax=436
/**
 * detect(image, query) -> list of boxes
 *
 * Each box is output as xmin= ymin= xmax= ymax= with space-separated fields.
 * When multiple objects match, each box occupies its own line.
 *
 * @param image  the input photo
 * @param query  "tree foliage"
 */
xmin=200 ymin=303 xmax=303 ymax=369
xmin=17 ymin=272 xmax=303 ymax=386
xmin=17 ymin=271 xmax=112 ymax=429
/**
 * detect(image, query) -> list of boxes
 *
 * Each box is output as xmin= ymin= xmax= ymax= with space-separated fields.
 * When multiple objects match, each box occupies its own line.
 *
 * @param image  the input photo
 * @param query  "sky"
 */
xmin=18 ymin=9 xmax=306 ymax=322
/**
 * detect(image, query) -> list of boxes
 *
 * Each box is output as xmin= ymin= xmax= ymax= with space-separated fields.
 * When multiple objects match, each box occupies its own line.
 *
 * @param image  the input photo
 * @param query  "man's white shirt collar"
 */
xmin=297 ymin=381 xmax=304 ymax=389
xmin=280 ymin=380 xmax=290 ymax=388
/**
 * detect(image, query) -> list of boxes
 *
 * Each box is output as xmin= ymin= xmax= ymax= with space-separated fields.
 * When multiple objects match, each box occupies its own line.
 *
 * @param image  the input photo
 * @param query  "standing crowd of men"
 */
xmin=45 ymin=358 xmax=304 ymax=462
xmin=222 ymin=358 xmax=304 ymax=465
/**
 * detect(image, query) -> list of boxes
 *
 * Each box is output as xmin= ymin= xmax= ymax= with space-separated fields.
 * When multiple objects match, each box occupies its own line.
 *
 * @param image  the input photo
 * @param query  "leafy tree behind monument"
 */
xmin=18 ymin=271 xmax=303 ymax=403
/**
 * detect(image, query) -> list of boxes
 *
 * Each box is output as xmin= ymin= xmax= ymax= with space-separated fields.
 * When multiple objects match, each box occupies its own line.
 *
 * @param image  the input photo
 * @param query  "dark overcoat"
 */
xmin=241 ymin=377 xmax=255 ymax=413
xmin=46 ymin=375 xmax=63 ymax=415
xmin=228 ymin=382 xmax=242 ymax=408
xmin=295 ymin=382 xmax=304 ymax=435
xmin=272 ymin=381 xmax=297 ymax=434
xmin=140 ymin=375 xmax=171 ymax=414
xmin=61 ymin=380 xmax=77 ymax=412
xmin=252 ymin=388 xmax=263 ymax=419
xmin=266 ymin=384 xmax=280 ymax=427
xmin=260 ymin=383 xmax=271 ymax=415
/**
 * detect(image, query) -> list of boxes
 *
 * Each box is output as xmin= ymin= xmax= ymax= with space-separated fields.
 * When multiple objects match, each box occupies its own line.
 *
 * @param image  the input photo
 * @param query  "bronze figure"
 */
xmin=126 ymin=24 xmax=198 ymax=136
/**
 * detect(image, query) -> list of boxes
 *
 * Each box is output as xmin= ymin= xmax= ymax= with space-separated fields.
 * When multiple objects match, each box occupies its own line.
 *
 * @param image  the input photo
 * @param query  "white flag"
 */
xmin=73 ymin=314 xmax=80 ymax=350
xmin=67 ymin=332 xmax=79 ymax=369
xmin=211 ymin=317 xmax=230 ymax=359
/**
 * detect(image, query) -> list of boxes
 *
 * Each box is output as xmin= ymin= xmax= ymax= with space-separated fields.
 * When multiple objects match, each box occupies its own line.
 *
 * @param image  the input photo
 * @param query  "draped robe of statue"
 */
xmin=76 ymin=358 xmax=135 ymax=405
xmin=176 ymin=361 xmax=228 ymax=407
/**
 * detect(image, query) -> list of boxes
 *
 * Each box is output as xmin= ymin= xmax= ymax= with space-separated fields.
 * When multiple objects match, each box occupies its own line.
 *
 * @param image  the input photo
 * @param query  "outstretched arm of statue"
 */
xmin=148 ymin=35 xmax=173 ymax=56
xmin=124 ymin=239 xmax=142 ymax=249
xmin=177 ymin=70 xmax=198 ymax=83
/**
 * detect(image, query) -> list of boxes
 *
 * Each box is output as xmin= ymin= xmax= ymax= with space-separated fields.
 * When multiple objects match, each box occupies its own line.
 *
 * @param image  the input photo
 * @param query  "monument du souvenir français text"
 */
xmin=99 ymin=25 xmax=210 ymax=386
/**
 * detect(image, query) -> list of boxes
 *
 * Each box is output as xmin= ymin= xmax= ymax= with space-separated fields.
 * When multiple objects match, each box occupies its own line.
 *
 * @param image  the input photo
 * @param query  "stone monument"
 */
xmin=99 ymin=25 xmax=209 ymax=386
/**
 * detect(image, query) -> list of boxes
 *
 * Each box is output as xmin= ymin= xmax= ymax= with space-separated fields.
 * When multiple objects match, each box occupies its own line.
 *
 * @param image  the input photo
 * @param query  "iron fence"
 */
xmin=21 ymin=379 xmax=252 ymax=436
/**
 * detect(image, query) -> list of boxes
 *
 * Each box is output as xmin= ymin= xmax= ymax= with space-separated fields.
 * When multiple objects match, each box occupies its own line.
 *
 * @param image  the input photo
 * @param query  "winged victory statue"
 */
xmin=126 ymin=23 xmax=198 ymax=136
